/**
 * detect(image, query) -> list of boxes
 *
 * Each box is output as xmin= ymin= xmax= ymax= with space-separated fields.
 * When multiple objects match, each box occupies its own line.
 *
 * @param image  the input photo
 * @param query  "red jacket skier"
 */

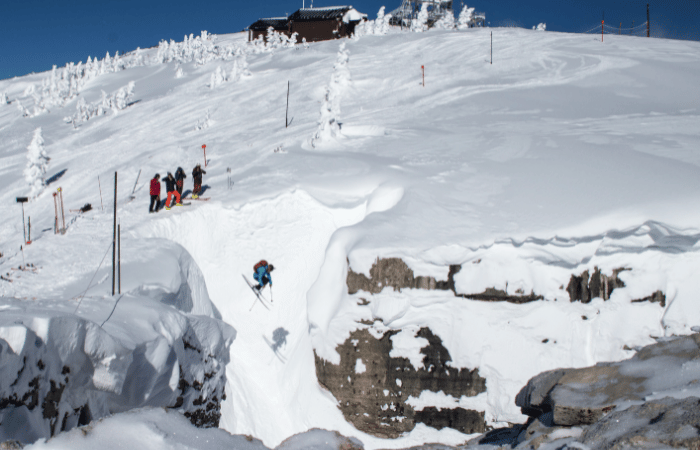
xmin=149 ymin=174 xmax=161 ymax=213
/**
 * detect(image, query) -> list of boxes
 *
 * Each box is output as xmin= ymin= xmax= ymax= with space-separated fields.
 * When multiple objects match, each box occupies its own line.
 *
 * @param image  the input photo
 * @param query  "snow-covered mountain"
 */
xmin=1 ymin=25 xmax=700 ymax=449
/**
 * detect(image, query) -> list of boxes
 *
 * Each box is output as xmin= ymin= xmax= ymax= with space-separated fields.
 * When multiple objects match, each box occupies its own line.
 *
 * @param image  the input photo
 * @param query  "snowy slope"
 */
xmin=1 ymin=27 xmax=700 ymax=448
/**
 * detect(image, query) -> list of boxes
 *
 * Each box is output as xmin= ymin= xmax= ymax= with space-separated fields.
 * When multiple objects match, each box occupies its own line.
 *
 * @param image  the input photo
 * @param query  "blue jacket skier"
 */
xmin=253 ymin=260 xmax=274 ymax=291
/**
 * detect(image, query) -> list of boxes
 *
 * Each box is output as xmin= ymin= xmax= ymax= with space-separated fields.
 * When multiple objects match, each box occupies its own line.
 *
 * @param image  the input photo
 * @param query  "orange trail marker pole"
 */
xmin=421 ymin=65 xmax=425 ymax=86
xmin=202 ymin=144 xmax=207 ymax=167
xmin=602 ymin=20 xmax=604 ymax=42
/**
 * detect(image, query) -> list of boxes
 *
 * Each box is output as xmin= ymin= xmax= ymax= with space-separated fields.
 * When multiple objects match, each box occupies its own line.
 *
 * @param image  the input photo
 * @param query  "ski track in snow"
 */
xmin=1 ymin=27 xmax=700 ymax=448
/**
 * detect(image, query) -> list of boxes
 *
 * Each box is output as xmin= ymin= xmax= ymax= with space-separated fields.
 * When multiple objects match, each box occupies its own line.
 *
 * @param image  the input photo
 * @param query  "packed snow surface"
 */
xmin=1 ymin=26 xmax=700 ymax=448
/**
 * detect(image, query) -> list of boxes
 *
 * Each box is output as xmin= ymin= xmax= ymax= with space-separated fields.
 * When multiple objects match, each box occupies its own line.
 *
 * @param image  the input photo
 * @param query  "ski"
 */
xmin=242 ymin=275 xmax=271 ymax=310
xmin=192 ymin=197 xmax=210 ymax=201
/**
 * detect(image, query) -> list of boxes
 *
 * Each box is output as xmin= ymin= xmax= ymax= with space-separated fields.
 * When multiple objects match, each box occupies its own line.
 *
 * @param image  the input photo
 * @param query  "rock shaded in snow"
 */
xmin=0 ymin=305 xmax=233 ymax=444
xmin=515 ymin=333 xmax=700 ymax=427
xmin=346 ymin=258 xmax=455 ymax=295
xmin=566 ymin=267 xmax=627 ymax=303
xmin=631 ymin=290 xmax=666 ymax=307
xmin=347 ymin=258 xmax=541 ymax=303
xmin=579 ymin=396 xmax=700 ymax=449
xmin=315 ymin=327 xmax=485 ymax=438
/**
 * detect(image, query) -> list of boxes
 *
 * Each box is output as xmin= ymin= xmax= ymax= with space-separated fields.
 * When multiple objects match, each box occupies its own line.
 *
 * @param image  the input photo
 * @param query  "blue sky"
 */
xmin=1 ymin=0 xmax=698 ymax=80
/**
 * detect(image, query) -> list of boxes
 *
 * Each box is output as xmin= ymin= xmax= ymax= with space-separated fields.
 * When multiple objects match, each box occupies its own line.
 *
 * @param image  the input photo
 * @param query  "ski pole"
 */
xmin=270 ymin=286 xmax=273 ymax=303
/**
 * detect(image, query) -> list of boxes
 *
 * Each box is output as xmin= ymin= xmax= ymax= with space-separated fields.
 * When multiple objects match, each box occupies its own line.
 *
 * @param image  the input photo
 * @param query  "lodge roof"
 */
xmin=249 ymin=18 xmax=289 ymax=31
xmin=288 ymin=6 xmax=354 ymax=21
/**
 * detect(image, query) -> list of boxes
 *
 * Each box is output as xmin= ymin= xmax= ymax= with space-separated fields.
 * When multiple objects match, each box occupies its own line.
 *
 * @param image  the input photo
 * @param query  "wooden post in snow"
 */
xmin=647 ymin=4 xmax=650 ymax=37
xmin=285 ymin=81 xmax=290 ymax=128
xmin=112 ymin=172 xmax=117 ymax=296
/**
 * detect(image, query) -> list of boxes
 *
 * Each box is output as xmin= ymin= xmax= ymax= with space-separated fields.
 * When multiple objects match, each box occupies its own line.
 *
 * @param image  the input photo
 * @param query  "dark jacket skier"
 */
xmin=163 ymin=172 xmax=181 ymax=209
xmin=149 ymin=174 xmax=161 ymax=213
xmin=253 ymin=260 xmax=274 ymax=291
xmin=175 ymin=167 xmax=186 ymax=196
xmin=192 ymin=164 xmax=206 ymax=199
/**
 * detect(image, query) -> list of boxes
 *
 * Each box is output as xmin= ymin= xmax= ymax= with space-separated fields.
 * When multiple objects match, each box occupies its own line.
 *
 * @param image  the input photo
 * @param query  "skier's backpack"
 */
xmin=254 ymin=260 xmax=268 ymax=271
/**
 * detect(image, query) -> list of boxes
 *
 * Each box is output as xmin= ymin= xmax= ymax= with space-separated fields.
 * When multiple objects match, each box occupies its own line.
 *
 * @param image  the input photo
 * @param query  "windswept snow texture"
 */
xmin=2 ymin=27 xmax=700 ymax=449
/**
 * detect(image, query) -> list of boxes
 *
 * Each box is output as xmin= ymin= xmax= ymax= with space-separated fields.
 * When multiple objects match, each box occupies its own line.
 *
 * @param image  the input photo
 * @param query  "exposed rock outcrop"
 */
xmin=515 ymin=333 xmax=700 ymax=427
xmin=346 ymin=258 xmax=455 ymax=295
xmin=566 ymin=267 xmax=627 ymax=303
xmin=347 ymin=258 xmax=541 ymax=303
xmin=632 ymin=290 xmax=666 ymax=307
xmin=315 ymin=327 xmax=486 ymax=438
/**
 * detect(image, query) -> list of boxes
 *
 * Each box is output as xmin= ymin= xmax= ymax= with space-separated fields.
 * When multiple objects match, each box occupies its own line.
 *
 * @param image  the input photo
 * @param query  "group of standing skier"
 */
xmin=149 ymin=164 xmax=206 ymax=212
xmin=146 ymin=163 xmax=274 ymax=298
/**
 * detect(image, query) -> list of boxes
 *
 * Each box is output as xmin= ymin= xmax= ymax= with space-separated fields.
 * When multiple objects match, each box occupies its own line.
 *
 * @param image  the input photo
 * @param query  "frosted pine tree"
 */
xmin=289 ymin=32 xmax=299 ymax=47
xmin=536 ymin=23 xmax=547 ymax=31
xmin=373 ymin=7 xmax=385 ymax=35
xmin=175 ymin=65 xmax=185 ymax=78
xmin=457 ymin=5 xmax=475 ymax=30
xmin=1 ymin=92 xmax=8 ymax=104
xmin=434 ymin=9 xmax=455 ymax=29
xmin=113 ymin=81 xmax=135 ymax=111
xmin=311 ymin=43 xmax=351 ymax=148
xmin=413 ymin=3 xmax=429 ymax=32
xmin=266 ymin=27 xmax=278 ymax=51
xmin=24 ymin=128 xmax=50 ymax=198
xmin=210 ymin=66 xmax=226 ymax=88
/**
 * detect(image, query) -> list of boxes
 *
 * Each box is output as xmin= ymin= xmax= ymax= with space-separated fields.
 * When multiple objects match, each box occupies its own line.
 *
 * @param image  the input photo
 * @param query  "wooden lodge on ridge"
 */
xmin=248 ymin=6 xmax=367 ymax=43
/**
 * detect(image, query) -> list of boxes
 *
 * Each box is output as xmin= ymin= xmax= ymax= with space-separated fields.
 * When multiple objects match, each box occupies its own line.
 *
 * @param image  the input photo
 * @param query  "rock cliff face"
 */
xmin=483 ymin=333 xmax=700 ymax=449
xmin=315 ymin=327 xmax=486 ymax=438
xmin=330 ymin=256 xmax=673 ymax=441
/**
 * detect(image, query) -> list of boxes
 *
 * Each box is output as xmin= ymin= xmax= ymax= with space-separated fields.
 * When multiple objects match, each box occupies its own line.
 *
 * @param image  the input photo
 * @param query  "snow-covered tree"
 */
xmin=266 ymin=27 xmax=279 ymax=51
xmin=302 ymin=37 xmax=309 ymax=49
xmin=16 ymin=100 xmax=30 ymax=117
xmin=434 ymin=9 xmax=456 ymax=29
xmin=229 ymin=54 xmax=252 ymax=82
xmin=24 ymin=128 xmax=50 ymax=198
xmin=289 ymin=32 xmax=299 ymax=47
xmin=210 ymin=66 xmax=226 ymax=88
xmin=457 ymin=5 xmax=475 ymax=30
xmin=175 ymin=66 xmax=185 ymax=78
xmin=113 ymin=81 xmax=135 ymax=111
xmin=413 ymin=3 xmax=429 ymax=32
xmin=1 ymin=92 xmax=8 ymax=104
xmin=311 ymin=43 xmax=351 ymax=148
xmin=65 ymin=82 xmax=135 ymax=125
xmin=535 ymin=23 xmax=547 ymax=31
xmin=374 ymin=7 xmax=386 ymax=35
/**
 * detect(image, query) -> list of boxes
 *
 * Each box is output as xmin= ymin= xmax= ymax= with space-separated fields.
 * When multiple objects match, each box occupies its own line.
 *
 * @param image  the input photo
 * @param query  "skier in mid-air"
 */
xmin=253 ymin=260 xmax=274 ymax=292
